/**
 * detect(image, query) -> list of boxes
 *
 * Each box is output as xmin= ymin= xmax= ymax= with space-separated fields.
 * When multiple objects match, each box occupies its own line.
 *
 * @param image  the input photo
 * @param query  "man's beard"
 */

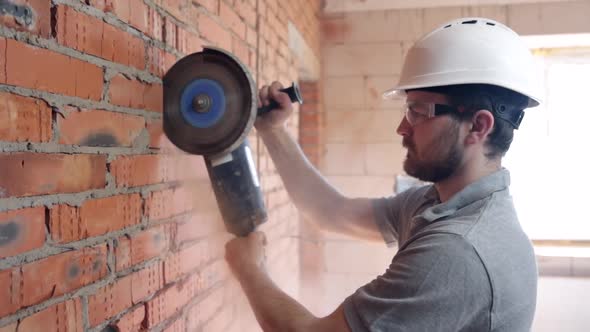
xmin=402 ymin=129 xmax=463 ymax=183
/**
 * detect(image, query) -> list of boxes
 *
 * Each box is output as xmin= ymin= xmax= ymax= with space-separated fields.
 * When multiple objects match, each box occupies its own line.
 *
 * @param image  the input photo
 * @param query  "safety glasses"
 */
xmin=403 ymin=101 xmax=461 ymax=126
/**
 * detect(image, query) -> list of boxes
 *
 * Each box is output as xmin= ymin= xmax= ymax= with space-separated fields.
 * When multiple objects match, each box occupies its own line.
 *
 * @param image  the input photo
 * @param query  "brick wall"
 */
xmin=318 ymin=0 xmax=590 ymax=317
xmin=0 ymin=0 xmax=320 ymax=331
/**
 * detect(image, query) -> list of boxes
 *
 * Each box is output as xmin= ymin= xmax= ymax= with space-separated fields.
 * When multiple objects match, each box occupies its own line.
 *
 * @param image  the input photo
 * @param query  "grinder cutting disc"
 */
xmin=163 ymin=47 xmax=256 ymax=156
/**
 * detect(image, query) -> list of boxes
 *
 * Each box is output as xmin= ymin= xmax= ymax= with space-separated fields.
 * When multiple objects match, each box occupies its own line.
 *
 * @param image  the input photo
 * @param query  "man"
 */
xmin=225 ymin=17 xmax=541 ymax=331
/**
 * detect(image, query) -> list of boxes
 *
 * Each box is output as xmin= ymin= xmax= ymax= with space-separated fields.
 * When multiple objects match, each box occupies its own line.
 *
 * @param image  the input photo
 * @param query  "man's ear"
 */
xmin=465 ymin=110 xmax=495 ymax=145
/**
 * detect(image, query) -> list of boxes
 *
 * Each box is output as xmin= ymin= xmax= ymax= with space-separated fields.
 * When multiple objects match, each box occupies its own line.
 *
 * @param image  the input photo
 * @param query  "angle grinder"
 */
xmin=163 ymin=47 xmax=303 ymax=236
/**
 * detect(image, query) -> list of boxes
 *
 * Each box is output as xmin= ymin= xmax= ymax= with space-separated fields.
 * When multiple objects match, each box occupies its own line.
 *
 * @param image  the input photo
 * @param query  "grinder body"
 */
xmin=205 ymin=139 xmax=266 ymax=236
xmin=163 ymin=47 xmax=302 ymax=236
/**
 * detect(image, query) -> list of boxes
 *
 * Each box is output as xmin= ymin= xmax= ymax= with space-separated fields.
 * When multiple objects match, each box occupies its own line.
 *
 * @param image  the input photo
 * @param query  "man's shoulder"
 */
xmin=385 ymin=183 xmax=433 ymax=207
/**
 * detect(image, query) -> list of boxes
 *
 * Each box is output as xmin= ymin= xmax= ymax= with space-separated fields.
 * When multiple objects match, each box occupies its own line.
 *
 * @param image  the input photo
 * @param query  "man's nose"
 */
xmin=396 ymin=116 xmax=412 ymax=137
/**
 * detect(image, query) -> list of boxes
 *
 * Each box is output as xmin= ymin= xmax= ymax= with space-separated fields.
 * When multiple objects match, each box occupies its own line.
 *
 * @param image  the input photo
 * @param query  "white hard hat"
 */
xmin=383 ymin=18 xmax=543 ymax=108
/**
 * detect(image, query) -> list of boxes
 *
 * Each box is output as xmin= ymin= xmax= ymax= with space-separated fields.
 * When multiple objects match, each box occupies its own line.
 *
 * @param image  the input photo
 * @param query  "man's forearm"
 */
xmin=236 ymin=266 xmax=315 ymax=332
xmin=258 ymin=126 xmax=344 ymax=225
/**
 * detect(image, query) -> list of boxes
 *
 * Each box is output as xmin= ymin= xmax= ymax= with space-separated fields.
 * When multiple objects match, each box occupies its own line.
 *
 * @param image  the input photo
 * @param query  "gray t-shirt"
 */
xmin=343 ymin=169 xmax=538 ymax=332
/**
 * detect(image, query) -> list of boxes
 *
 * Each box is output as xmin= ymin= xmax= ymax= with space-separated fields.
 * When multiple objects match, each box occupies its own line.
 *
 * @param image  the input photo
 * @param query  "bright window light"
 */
xmin=504 ymin=48 xmax=590 ymax=241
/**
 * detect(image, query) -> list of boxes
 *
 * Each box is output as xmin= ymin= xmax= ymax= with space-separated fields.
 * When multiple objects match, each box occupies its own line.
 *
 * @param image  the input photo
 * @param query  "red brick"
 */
xmin=115 ymin=235 xmax=132 ymax=271
xmin=55 ymin=6 xmax=103 ymax=58
xmin=145 ymin=187 xmax=197 ymax=221
xmin=266 ymin=0 xmax=278 ymax=15
xmin=236 ymin=0 xmax=257 ymax=27
xmin=0 ymin=38 xmax=5 ymax=83
xmin=110 ymin=153 xmax=208 ymax=187
xmin=163 ymin=17 xmax=177 ymax=48
xmin=278 ymin=40 xmax=290 ymax=58
xmin=246 ymin=25 xmax=257 ymax=47
xmin=146 ymin=6 xmax=163 ymax=40
xmin=110 ymin=154 xmax=167 ymax=187
xmin=145 ymin=276 xmax=198 ymax=328
xmin=146 ymin=119 xmax=166 ymax=148
xmin=232 ymin=36 xmax=249 ymax=67
xmin=115 ymin=226 xmax=170 ymax=271
xmin=113 ymin=305 xmax=145 ymax=332
xmin=0 ymin=92 xmax=52 ymax=143
xmin=276 ymin=54 xmax=288 ymax=73
xmin=94 ymin=0 xmax=161 ymax=39
xmin=257 ymin=0 xmax=266 ymax=16
xmin=0 ymin=153 xmax=106 ymax=198
xmin=0 ymin=0 xmax=51 ymax=37
xmin=5 ymin=40 xmax=103 ymax=100
xmin=128 ymin=0 xmax=149 ymax=31
xmin=109 ymin=74 xmax=163 ymax=113
xmin=193 ymin=0 xmax=218 ymax=14
xmin=88 ymin=275 xmax=133 ymax=327
xmin=0 ymin=207 xmax=45 ymax=259
xmin=265 ymin=25 xmax=279 ymax=49
xmin=198 ymin=14 xmax=231 ymax=51
xmin=174 ymin=212 xmax=224 ymax=246
xmin=55 ymin=7 xmax=146 ymax=70
xmin=1 ymin=245 xmax=108 ymax=309
xmin=176 ymin=27 xmax=203 ymax=54
xmin=269 ymin=13 xmax=287 ymax=44
xmin=0 ymin=269 xmax=20 ymax=317
xmin=18 ymin=298 xmax=83 ymax=332
xmin=131 ymin=262 xmax=164 ymax=303
xmin=147 ymin=47 xmax=177 ymax=78
xmin=300 ymin=110 xmax=321 ymax=124
xmin=220 ymin=1 xmax=246 ymax=39
xmin=97 ymin=0 xmax=145 ymax=28
xmin=163 ymin=241 xmax=209 ymax=283
xmin=50 ymin=194 xmax=142 ymax=243
xmin=58 ymin=107 xmax=145 ymax=147
xmin=186 ymin=285 xmax=224 ymax=330
xmin=103 ymin=24 xmax=146 ymax=70
xmin=156 ymin=0 xmax=186 ymax=21
xmin=163 ymin=318 xmax=186 ymax=332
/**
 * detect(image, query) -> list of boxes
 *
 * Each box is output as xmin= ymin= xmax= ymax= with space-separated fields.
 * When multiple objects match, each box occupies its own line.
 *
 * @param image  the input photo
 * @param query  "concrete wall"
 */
xmin=319 ymin=0 xmax=590 ymax=325
xmin=0 ymin=0 xmax=320 ymax=331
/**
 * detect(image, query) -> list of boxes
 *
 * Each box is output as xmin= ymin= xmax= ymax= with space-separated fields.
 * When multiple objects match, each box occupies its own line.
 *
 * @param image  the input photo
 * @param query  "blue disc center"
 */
xmin=180 ymin=79 xmax=226 ymax=128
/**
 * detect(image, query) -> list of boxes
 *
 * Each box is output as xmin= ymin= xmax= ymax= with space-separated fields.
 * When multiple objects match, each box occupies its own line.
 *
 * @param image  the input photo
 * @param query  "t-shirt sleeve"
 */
xmin=343 ymin=233 xmax=491 ymax=332
xmin=371 ymin=197 xmax=400 ymax=247
xmin=371 ymin=187 xmax=417 ymax=247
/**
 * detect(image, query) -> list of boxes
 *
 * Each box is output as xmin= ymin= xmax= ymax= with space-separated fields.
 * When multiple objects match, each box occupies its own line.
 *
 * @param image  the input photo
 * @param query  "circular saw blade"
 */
xmin=163 ymin=47 xmax=256 ymax=156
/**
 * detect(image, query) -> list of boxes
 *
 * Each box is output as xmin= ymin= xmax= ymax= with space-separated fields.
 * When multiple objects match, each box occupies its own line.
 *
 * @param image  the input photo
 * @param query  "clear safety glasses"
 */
xmin=403 ymin=101 xmax=461 ymax=126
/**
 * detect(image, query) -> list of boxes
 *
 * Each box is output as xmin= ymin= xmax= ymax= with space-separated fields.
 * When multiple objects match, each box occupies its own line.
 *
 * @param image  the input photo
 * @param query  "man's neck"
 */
xmin=435 ymin=158 xmax=502 ymax=203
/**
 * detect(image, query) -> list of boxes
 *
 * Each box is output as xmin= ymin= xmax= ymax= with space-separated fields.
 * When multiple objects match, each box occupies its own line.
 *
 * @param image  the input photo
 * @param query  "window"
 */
xmin=504 ymin=47 xmax=590 ymax=257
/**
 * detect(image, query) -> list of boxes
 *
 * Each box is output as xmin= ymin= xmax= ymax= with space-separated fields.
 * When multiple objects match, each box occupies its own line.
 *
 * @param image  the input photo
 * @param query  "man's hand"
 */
xmin=256 ymin=81 xmax=293 ymax=132
xmin=225 ymin=231 xmax=268 ymax=278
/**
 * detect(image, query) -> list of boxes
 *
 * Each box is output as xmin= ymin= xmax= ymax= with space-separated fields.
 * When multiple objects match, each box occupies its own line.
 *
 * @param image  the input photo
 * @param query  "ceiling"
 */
xmin=323 ymin=0 xmax=578 ymax=13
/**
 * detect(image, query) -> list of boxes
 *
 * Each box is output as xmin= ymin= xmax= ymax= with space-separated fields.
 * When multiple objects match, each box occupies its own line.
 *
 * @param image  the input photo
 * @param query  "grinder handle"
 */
xmin=257 ymin=82 xmax=303 ymax=115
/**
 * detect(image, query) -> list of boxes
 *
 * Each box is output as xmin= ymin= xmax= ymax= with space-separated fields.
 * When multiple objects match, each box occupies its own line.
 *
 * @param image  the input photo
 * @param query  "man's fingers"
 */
xmin=269 ymin=81 xmax=290 ymax=107
xmin=259 ymin=85 xmax=270 ymax=106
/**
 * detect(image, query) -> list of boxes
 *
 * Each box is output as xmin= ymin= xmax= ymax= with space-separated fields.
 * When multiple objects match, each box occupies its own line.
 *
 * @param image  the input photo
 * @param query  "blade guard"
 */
xmin=163 ymin=46 xmax=257 ymax=157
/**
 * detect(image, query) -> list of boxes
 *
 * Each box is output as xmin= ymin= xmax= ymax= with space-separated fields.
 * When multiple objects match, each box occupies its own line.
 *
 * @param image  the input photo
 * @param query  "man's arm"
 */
xmin=237 ymin=264 xmax=350 ymax=332
xmin=258 ymin=82 xmax=381 ymax=242
xmin=226 ymin=232 xmax=351 ymax=332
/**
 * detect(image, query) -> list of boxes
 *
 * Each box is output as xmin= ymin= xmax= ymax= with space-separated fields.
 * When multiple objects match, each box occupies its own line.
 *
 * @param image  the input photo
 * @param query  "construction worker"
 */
xmin=225 ymin=17 xmax=541 ymax=331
